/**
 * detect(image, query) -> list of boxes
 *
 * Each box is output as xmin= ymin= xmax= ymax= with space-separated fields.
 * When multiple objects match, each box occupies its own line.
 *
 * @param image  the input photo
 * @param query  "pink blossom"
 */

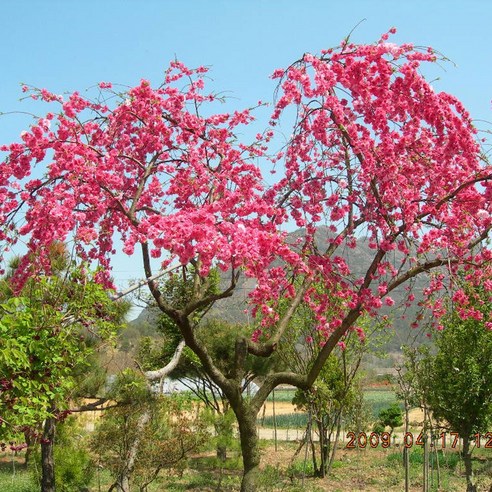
xmin=0 ymin=39 xmax=490 ymax=365
xmin=385 ymin=297 xmax=395 ymax=307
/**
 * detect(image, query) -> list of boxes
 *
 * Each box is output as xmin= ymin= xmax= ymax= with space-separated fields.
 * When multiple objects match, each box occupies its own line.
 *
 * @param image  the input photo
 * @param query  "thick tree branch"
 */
xmin=173 ymin=314 xmax=235 ymax=401
xmin=140 ymin=242 xmax=171 ymax=313
xmin=144 ymin=339 xmax=186 ymax=381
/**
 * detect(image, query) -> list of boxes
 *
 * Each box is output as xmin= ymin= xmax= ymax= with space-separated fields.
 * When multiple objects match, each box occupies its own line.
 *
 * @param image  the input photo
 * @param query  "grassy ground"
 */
xmin=3 ymin=441 xmax=492 ymax=491
xmin=2 ymin=387 xmax=488 ymax=490
xmin=363 ymin=388 xmax=400 ymax=418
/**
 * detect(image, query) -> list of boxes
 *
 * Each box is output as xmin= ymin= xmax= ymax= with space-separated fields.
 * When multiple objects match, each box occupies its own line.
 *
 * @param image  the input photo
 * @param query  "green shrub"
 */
xmin=363 ymin=389 xmax=399 ymax=418
xmin=54 ymin=444 xmax=94 ymax=492
xmin=258 ymin=464 xmax=282 ymax=488
xmin=287 ymin=459 xmax=315 ymax=478
xmin=29 ymin=419 xmax=94 ymax=492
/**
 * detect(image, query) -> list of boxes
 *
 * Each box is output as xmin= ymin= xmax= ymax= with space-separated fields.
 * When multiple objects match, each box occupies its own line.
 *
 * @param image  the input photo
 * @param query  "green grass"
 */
xmin=260 ymin=413 xmax=307 ymax=429
xmin=363 ymin=388 xmax=400 ymax=417
xmin=260 ymin=388 xmax=400 ymax=428
xmin=0 ymin=442 xmax=482 ymax=492
xmin=0 ymin=464 xmax=37 ymax=492
xmin=266 ymin=389 xmax=297 ymax=402
xmin=387 ymin=448 xmax=460 ymax=470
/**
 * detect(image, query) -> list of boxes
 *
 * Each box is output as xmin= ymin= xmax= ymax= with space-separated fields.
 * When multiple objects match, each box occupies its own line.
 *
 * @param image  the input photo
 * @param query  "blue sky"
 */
xmin=1 ymin=0 xmax=491 ymax=306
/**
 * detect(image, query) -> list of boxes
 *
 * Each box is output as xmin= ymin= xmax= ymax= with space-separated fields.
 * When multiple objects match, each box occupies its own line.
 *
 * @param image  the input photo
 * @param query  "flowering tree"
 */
xmin=1 ymin=31 xmax=492 ymax=490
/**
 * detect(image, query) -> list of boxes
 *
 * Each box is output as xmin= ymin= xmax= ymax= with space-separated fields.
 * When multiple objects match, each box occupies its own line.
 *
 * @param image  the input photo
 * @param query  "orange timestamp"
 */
xmin=346 ymin=431 xmax=492 ymax=449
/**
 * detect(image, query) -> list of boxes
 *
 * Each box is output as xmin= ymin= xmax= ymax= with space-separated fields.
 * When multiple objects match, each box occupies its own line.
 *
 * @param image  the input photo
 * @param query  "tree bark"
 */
xmin=235 ymin=405 xmax=261 ymax=492
xmin=23 ymin=430 xmax=34 ymax=468
xmin=214 ymin=417 xmax=228 ymax=461
xmin=41 ymin=416 xmax=56 ymax=492
xmin=326 ymin=417 xmax=341 ymax=477
xmin=463 ymin=438 xmax=476 ymax=492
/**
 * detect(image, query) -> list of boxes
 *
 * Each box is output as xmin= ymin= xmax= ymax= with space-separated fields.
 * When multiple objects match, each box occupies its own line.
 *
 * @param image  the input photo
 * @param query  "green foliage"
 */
xmin=292 ymin=355 xmax=345 ymax=410
xmin=257 ymin=464 xmax=282 ymax=488
xmin=364 ymin=389 xmax=399 ymax=418
xmin=286 ymin=459 xmax=315 ymax=478
xmin=53 ymin=446 xmax=93 ymax=492
xmin=260 ymin=412 xmax=308 ymax=429
xmin=0 ymin=267 xmax=125 ymax=438
xmin=387 ymin=448 xmax=460 ymax=470
xmin=107 ymin=368 xmax=152 ymax=404
xmin=408 ymin=285 xmax=492 ymax=441
xmin=264 ymin=279 xmax=386 ymax=479
xmin=90 ymin=394 xmax=208 ymax=489
xmin=399 ymin=284 xmax=492 ymax=490
xmin=426 ymin=317 xmax=492 ymax=437
xmin=149 ymin=266 xmax=221 ymax=345
xmin=0 ymin=470 xmax=37 ymax=492
xmin=375 ymin=403 xmax=403 ymax=434
xmin=344 ymin=384 xmax=372 ymax=432
xmin=372 ymin=422 xmax=385 ymax=434
xmin=202 ymin=406 xmax=238 ymax=459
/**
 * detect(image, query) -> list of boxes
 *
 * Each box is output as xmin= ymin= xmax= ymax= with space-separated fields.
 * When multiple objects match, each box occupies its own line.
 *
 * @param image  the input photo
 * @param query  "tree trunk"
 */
xmin=236 ymin=405 xmax=261 ymax=492
xmin=216 ymin=443 xmax=227 ymax=461
xmin=214 ymin=408 xmax=233 ymax=461
xmin=326 ymin=416 xmax=342 ymax=477
xmin=423 ymin=430 xmax=429 ymax=492
xmin=318 ymin=419 xmax=326 ymax=478
xmin=41 ymin=416 xmax=56 ymax=492
xmin=23 ymin=430 xmax=34 ymax=468
xmin=215 ymin=417 xmax=228 ymax=461
xmin=403 ymin=403 xmax=409 ymax=492
xmin=462 ymin=438 xmax=476 ymax=492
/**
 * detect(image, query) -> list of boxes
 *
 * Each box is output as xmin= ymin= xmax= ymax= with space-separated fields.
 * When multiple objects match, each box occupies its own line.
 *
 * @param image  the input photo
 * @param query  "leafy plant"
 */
xmin=90 ymin=382 xmax=208 ymax=491
xmin=374 ymin=403 xmax=403 ymax=435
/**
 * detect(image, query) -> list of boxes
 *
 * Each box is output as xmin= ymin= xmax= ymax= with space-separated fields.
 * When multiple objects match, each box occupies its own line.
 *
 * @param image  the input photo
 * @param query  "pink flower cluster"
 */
xmin=1 ymin=32 xmax=492 ymax=341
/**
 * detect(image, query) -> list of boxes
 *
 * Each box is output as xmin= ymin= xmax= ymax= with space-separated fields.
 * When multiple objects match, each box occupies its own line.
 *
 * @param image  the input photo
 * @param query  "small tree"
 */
xmin=139 ymin=317 xmax=279 ymax=462
xmin=276 ymin=286 xmax=382 ymax=478
xmin=90 ymin=369 xmax=207 ymax=492
xmin=416 ymin=286 xmax=492 ymax=492
xmin=292 ymin=353 xmax=365 ymax=478
xmin=374 ymin=403 xmax=403 ymax=437
xmin=0 ymin=249 xmax=127 ymax=492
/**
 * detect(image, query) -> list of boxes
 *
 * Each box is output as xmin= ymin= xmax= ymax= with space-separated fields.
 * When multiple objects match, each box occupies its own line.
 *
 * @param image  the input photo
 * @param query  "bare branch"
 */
xmin=144 ymin=340 xmax=186 ymax=381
